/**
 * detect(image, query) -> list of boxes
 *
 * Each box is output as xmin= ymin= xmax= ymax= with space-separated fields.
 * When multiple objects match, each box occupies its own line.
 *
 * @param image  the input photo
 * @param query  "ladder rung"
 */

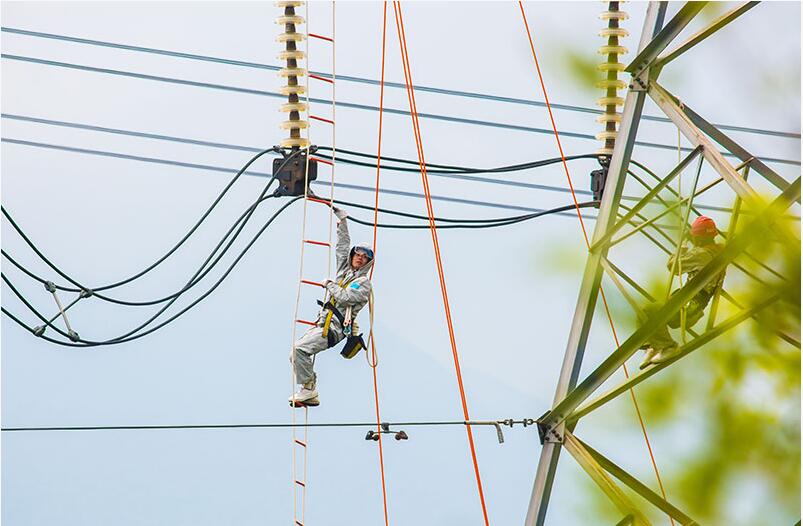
xmin=310 ymin=156 xmax=333 ymax=166
xmin=309 ymin=33 xmax=334 ymax=42
xmin=309 ymin=74 xmax=334 ymax=84
xmin=296 ymin=319 xmax=317 ymax=326
xmin=310 ymin=115 xmax=334 ymax=125
xmin=304 ymin=239 xmax=331 ymax=247
xmin=301 ymin=279 xmax=323 ymax=287
xmin=294 ymin=439 xmax=307 ymax=447
xmin=295 ymin=480 xmax=306 ymax=487
xmin=296 ymin=521 xmax=304 ymax=526
xmin=306 ymin=196 xmax=331 ymax=205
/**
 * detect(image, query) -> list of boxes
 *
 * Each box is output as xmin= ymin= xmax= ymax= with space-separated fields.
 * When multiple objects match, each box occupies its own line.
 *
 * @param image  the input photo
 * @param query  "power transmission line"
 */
xmin=0 ymin=137 xmax=599 ymax=217
xmin=2 ymin=195 xmax=274 ymax=305
xmin=8 ymin=135 xmax=736 ymax=223
xmin=2 ymin=191 xmax=597 ymax=309
xmin=340 ymin=200 xmax=598 ymax=228
xmin=2 ymin=198 xmax=598 ymax=345
xmin=0 ymin=116 xmax=746 ymax=214
xmin=1 ymin=418 xmax=537 ymax=433
xmin=2 ymin=26 xmax=798 ymax=140
xmin=2 ymin=53 xmax=799 ymax=166
xmin=2 ymin=197 xmax=301 ymax=346
xmin=0 ymin=148 xmax=308 ymax=307
xmin=3 ymin=149 xmax=606 ymax=347
xmin=3 ymin=113 xmax=601 ymax=175
xmin=3 ymin=171 xmax=598 ymax=346
xmin=4 ymin=146 xmax=281 ymax=303
xmin=1 ymin=130 xmax=604 ymax=309
xmin=2 ymin=144 xmax=313 ymax=345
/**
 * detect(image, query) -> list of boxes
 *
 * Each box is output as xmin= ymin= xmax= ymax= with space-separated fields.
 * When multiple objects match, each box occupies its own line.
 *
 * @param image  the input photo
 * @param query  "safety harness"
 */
xmin=317 ymin=277 xmax=366 ymax=359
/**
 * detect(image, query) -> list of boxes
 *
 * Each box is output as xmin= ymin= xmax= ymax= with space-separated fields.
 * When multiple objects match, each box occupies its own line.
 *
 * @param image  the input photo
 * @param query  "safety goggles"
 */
xmin=354 ymin=247 xmax=374 ymax=259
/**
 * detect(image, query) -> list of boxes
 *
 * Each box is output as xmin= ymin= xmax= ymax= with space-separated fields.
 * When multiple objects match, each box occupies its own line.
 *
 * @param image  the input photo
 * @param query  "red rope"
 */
xmin=392 ymin=3 xmax=490 ymax=524
xmin=368 ymin=3 xmax=390 ymax=525
xmin=517 ymin=4 xmax=673 ymax=523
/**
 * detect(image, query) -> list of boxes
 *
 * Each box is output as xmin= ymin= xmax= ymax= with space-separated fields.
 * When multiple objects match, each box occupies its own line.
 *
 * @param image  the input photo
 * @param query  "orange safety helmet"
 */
xmin=690 ymin=216 xmax=718 ymax=238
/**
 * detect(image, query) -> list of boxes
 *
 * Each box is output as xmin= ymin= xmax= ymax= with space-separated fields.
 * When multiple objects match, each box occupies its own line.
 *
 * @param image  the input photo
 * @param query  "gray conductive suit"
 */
xmin=290 ymin=213 xmax=374 ymax=387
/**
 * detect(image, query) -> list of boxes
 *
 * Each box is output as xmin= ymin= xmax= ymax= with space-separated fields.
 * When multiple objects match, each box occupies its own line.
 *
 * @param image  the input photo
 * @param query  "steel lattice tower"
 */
xmin=525 ymin=2 xmax=800 ymax=525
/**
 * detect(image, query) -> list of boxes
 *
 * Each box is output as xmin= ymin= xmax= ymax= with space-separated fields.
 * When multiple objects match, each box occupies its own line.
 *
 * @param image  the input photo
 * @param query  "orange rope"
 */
xmin=368 ymin=3 xmax=390 ymax=525
xmin=517 ymin=4 xmax=673 ymax=523
xmin=392 ymin=3 xmax=490 ymax=524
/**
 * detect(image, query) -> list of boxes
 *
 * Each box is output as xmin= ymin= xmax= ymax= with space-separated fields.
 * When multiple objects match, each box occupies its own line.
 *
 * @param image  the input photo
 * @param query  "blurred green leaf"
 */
xmin=560 ymin=48 xmax=602 ymax=94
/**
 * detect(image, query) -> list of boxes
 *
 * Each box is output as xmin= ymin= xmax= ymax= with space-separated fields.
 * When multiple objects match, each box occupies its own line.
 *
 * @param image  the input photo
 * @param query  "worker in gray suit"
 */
xmin=289 ymin=205 xmax=374 ymax=406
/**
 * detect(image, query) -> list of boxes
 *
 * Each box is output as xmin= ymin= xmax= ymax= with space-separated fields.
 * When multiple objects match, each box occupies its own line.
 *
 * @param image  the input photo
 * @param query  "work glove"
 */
xmin=322 ymin=278 xmax=335 ymax=289
xmin=332 ymin=206 xmax=348 ymax=220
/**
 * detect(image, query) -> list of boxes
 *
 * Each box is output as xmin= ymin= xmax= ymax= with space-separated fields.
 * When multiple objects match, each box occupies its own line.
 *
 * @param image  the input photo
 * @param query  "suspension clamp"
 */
xmin=590 ymin=155 xmax=611 ymax=203
xmin=365 ymin=422 xmax=408 ymax=441
xmin=273 ymin=147 xmax=318 ymax=197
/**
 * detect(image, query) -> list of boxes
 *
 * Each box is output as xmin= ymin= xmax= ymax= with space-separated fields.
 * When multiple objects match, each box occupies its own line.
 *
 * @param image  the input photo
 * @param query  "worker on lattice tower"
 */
xmin=639 ymin=216 xmax=726 ymax=369
xmin=289 ymin=206 xmax=374 ymax=406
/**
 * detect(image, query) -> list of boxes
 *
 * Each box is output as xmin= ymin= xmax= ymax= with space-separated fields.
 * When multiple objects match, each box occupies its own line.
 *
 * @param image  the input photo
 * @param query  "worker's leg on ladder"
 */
xmin=638 ymin=302 xmax=678 ymax=369
xmin=290 ymin=326 xmax=339 ymax=386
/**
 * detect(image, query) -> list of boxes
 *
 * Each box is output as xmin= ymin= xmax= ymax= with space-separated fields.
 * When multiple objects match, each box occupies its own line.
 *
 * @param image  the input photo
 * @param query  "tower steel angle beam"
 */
xmin=625 ymin=1 xmax=707 ymax=76
xmin=648 ymin=81 xmax=764 ymax=203
xmin=523 ymin=4 xmax=668 ymax=525
xmin=574 ymin=435 xmax=700 ymax=525
xmin=653 ymin=2 xmax=759 ymax=69
xmin=562 ymin=431 xmax=652 ymax=526
xmin=678 ymin=102 xmax=797 ymax=197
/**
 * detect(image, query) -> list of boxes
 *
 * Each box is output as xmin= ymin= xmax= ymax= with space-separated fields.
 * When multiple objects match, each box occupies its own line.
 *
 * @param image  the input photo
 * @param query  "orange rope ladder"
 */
xmin=287 ymin=3 xmax=338 ymax=524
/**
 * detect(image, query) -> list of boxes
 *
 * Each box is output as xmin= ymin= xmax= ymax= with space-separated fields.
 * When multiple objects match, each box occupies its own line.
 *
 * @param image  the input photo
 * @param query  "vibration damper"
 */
xmin=365 ymin=422 xmax=408 ymax=441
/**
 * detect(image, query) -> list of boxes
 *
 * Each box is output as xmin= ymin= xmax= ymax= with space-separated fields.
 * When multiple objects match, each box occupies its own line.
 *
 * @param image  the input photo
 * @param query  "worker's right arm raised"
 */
xmin=333 ymin=207 xmax=350 ymax=271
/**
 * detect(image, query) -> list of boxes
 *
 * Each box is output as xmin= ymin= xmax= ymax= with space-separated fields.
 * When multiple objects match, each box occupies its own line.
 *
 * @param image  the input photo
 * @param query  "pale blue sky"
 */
xmin=2 ymin=2 xmax=800 ymax=525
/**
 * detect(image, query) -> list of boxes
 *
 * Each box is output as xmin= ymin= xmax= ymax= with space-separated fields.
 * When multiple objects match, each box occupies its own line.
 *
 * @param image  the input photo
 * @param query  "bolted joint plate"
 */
xmin=536 ymin=411 xmax=564 ymax=444
xmin=629 ymin=73 xmax=649 ymax=92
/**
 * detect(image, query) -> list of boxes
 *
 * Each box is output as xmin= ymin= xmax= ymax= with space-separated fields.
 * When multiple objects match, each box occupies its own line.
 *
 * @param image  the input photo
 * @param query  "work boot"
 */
xmin=650 ymin=344 xmax=681 ymax=366
xmin=289 ymin=387 xmax=319 ymax=406
xmin=639 ymin=346 xmax=658 ymax=370
xmin=289 ymin=374 xmax=319 ymax=406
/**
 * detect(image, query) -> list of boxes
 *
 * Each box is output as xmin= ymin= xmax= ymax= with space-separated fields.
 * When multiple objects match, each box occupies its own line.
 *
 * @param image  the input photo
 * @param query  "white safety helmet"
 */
xmin=349 ymin=242 xmax=374 ymax=261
